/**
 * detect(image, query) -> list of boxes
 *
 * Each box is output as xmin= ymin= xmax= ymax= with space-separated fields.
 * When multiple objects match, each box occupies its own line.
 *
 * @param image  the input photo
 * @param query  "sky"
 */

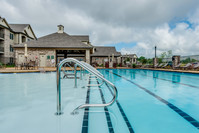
xmin=1 ymin=0 xmax=199 ymax=58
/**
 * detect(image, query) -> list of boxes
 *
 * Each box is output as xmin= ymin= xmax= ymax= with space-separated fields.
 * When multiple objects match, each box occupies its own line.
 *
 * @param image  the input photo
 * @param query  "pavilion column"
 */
xmin=111 ymin=54 xmax=114 ymax=68
xmin=85 ymin=49 xmax=90 ymax=64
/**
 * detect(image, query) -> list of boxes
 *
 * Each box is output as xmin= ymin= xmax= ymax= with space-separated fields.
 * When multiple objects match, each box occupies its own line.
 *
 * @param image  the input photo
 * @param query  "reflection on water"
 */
xmin=172 ymin=74 xmax=181 ymax=83
xmin=153 ymin=72 xmax=159 ymax=90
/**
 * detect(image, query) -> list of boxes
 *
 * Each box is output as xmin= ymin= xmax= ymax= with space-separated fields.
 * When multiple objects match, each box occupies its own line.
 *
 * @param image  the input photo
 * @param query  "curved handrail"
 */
xmin=80 ymin=61 xmax=103 ymax=77
xmin=56 ymin=58 xmax=118 ymax=115
xmin=64 ymin=62 xmax=74 ymax=71
xmin=80 ymin=61 xmax=104 ymax=86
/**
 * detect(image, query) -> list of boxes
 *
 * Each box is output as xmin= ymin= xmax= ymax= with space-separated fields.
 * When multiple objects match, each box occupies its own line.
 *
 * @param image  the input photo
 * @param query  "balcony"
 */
xmin=0 ymin=47 xmax=4 ymax=54
xmin=0 ymin=33 xmax=4 ymax=40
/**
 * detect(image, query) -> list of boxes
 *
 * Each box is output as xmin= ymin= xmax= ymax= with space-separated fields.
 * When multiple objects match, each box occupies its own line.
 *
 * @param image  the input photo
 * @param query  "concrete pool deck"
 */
xmin=0 ymin=67 xmax=199 ymax=74
xmin=141 ymin=68 xmax=199 ymax=74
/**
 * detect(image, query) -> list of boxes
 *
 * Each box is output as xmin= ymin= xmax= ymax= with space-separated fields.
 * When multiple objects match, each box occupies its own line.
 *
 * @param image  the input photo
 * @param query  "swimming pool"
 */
xmin=0 ymin=69 xmax=199 ymax=133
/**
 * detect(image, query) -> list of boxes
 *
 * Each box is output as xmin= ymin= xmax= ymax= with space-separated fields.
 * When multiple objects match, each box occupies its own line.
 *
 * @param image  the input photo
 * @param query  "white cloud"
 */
xmin=1 ymin=0 xmax=199 ymax=57
xmin=121 ymin=21 xmax=199 ymax=57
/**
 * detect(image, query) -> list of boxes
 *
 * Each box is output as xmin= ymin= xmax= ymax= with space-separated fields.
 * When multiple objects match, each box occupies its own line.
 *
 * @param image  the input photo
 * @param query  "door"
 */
xmin=39 ymin=54 xmax=46 ymax=67
xmin=18 ymin=54 xmax=25 ymax=64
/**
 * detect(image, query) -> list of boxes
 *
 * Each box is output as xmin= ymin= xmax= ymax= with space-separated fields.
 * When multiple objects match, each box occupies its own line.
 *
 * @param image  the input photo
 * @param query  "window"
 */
xmin=10 ymin=57 xmax=14 ymax=64
xmin=51 ymin=55 xmax=54 ymax=59
xmin=10 ymin=33 xmax=14 ymax=40
xmin=47 ymin=55 xmax=50 ymax=59
xmin=10 ymin=45 xmax=14 ymax=52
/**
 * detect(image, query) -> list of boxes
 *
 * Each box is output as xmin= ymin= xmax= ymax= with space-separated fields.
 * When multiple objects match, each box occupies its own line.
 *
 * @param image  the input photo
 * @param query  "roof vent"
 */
xmin=57 ymin=25 xmax=64 ymax=33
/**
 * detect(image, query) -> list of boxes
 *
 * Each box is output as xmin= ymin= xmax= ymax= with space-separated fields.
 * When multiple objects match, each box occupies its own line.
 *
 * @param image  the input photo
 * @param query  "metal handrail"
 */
xmin=62 ymin=63 xmax=75 ymax=79
xmin=56 ymin=58 xmax=118 ymax=115
xmin=63 ymin=63 xmax=74 ymax=72
xmin=80 ymin=61 xmax=104 ymax=86
xmin=80 ymin=61 xmax=103 ymax=77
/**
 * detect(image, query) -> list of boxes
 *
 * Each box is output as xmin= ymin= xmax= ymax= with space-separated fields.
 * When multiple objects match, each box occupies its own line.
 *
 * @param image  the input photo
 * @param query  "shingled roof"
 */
xmin=122 ymin=54 xmax=138 ymax=58
xmin=9 ymin=24 xmax=29 ymax=32
xmin=71 ymin=35 xmax=89 ymax=42
xmin=91 ymin=46 xmax=121 ymax=57
xmin=13 ymin=32 xmax=92 ymax=48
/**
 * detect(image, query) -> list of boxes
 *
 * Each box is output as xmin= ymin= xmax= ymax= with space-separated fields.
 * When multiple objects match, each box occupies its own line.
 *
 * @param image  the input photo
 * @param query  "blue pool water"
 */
xmin=0 ymin=69 xmax=199 ymax=133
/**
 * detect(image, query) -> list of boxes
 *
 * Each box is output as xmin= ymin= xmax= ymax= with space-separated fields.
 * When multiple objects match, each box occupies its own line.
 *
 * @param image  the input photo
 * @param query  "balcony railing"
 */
xmin=0 ymin=33 xmax=4 ymax=39
xmin=0 ymin=47 xmax=4 ymax=52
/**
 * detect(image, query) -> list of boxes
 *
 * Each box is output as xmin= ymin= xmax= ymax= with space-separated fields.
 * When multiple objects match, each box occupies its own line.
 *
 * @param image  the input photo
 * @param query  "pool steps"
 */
xmin=56 ymin=58 xmax=118 ymax=115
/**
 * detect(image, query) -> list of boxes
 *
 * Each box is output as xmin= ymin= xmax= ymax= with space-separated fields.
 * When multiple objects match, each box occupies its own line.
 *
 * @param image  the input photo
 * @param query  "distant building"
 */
xmin=0 ymin=16 xmax=36 ymax=64
xmin=121 ymin=54 xmax=138 ymax=66
xmin=13 ymin=25 xmax=121 ymax=67
xmin=91 ymin=46 xmax=121 ymax=67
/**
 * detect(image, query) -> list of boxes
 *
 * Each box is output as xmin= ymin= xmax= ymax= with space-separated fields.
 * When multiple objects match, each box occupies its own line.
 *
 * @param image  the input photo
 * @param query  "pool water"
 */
xmin=0 ymin=69 xmax=199 ymax=133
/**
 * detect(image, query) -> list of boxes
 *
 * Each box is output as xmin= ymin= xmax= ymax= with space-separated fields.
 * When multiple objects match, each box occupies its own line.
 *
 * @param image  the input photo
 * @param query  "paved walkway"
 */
xmin=0 ymin=67 xmax=55 ymax=73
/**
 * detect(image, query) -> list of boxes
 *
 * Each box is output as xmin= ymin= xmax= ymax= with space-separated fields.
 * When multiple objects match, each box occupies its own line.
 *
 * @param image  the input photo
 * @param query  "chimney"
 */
xmin=57 ymin=25 xmax=64 ymax=33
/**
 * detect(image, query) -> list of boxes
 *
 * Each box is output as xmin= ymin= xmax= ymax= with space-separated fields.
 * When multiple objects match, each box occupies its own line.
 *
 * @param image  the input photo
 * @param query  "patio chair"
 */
xmin=157 ymin=63 xmax=163 ymax=68
xmin=193 ymin=63 xmax=199 ymax=70
xmin=141 ymin=64 xmax=147 ymax=68
xmin=20 ymin=63 xmax=25 ymax=70
xmin=154 ymin=63 xmax=159 ymax=68
xmin=162 ymin=63 xmax=168 ymax=68
xmin=28 ymin=61 xmax=36 ymax=70
xmin=182 ymin=63 xmax=192 ymax=70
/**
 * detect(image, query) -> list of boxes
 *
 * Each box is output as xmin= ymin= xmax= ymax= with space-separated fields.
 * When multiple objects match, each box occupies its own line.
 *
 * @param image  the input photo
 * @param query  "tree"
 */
xmin=167 ymin=50 xmax=173 ymax=58
xmin=138 ymin=56 xmax=147 ymax=64
xmin=159 ymin=50 xmax=173 ymax=64
xmin=147 ymin=58 xmax=153 ymax=64
xmin=160 ymin=52 xmax=167 ymax=59
xmin=137 ymin=56 xmax=146 ymax=62
xmin=181 ymin=58 xmax=198 ymax=63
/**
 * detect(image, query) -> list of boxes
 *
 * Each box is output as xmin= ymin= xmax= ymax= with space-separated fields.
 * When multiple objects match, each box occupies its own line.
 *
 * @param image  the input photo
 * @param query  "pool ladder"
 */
xmin=55 ymin=58 xmax=118 ymax=115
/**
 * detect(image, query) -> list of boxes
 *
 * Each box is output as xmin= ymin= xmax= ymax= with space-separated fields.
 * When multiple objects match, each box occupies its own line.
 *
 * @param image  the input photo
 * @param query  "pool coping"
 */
xmin=1 ymin=67 xmax=199 ymax=74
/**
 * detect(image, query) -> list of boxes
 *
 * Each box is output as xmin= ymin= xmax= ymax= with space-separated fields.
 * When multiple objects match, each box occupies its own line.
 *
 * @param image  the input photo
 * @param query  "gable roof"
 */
xmin=8 ymin=24 xmax=37 ymax=39
xmin=91 ymin=46 xmax=121 ymax=57
xmin=122 ymin=54 xmax=138 ymax=58
xmin=71 ymin=35 xmax=89 ymax=42
xmin=0 ymin=17 xmax=10 ymax=29
xmin=13 ymin=32 xmax=92 ymax=49
xmin=9 ymin=24 xmax=29 ymax=32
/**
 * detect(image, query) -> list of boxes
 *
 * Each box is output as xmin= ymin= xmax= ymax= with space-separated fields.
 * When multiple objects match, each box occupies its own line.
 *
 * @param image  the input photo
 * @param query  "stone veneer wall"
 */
xmin=91 ymin=57 xmax=108 ymax=66
xmin=15 ymin=48 xmax=56 ymax=67
xmin=2 ymin=28 xmax=14 ymax=64
xmin=0 ymin=29 xmax=34 ymax=64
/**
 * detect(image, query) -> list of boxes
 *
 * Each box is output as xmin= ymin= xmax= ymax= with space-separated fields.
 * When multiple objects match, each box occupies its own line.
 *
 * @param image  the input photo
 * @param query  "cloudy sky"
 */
xmin=1 ymin=0 xmax=199 ymax=57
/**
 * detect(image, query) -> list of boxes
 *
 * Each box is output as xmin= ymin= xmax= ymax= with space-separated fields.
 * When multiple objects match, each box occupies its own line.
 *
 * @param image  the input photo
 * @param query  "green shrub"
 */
xmin=132 ymin=64 xmax=136 ymax=68
xmin=99 ymin=64 xmax=104 ymax=67
xmin=6 ymin=64 xmax=15 ymax=67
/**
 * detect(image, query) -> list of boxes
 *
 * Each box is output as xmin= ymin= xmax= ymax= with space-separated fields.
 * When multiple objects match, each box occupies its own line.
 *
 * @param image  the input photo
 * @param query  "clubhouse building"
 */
xmin=0 ymin=16 xmax=137 ymax=67
xmin=13 ymin=25 xmax=123 ymax=67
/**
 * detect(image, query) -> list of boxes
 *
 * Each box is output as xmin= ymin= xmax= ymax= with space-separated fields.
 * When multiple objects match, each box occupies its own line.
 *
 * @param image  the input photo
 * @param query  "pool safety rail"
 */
xmin=55 ymin=58 xmax=118 ymax=115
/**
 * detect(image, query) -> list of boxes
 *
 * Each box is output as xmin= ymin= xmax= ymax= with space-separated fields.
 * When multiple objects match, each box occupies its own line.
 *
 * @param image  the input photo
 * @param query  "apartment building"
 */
xmin=0 ymin=16 xmax=36 ymax=64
